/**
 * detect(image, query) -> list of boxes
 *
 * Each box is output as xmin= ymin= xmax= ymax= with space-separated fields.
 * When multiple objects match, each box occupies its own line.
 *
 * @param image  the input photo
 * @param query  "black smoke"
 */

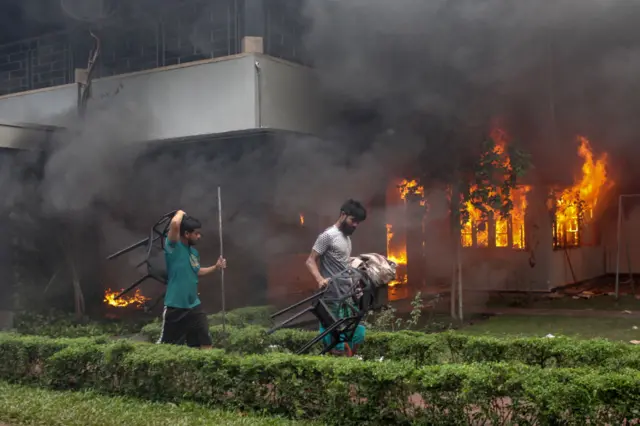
xmin=299 ymin=0 xmax=640 ymax=189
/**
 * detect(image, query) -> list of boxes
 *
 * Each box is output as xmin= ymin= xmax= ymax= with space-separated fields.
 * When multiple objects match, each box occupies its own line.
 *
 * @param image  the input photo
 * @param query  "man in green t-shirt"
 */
xmin=157 ymin=210 xmax=226 ymax=349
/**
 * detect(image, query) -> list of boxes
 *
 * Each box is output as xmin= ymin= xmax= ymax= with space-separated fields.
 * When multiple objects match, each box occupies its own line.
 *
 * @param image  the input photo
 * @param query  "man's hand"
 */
xmin=318 ymin=277 xmax=330 ymax=288
xmin=215 ymin=256 xmax=227 ymax=269
xmin=306 ymin=250 xmax=328 ymax=288
xmin=197 ymin=256 xmax=227 ymax=277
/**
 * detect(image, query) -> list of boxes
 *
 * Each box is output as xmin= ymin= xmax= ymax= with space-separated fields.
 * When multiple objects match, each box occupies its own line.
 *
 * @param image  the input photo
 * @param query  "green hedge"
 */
xmin=0 ymin=334 xmax=110 ymax=383
xmin=10 ymin=305 xmax=274 ymax=339
xmin=0 ymin=333 xmax=639 ymax=425
xmin=13 ymin=311 xmax=151 ymax=338
xmin=139 ymin=322 xmax=640 ymax=369
xmin=0 ymin=381 xmax=315 ymax=426
xmin=207 ymin=305 xmax=275 ymax=328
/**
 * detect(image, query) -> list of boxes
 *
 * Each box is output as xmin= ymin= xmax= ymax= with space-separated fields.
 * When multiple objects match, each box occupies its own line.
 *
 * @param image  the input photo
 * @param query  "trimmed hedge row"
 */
xmin=0 ymin=333 xmax=639 ymax=425
xmin=207 ymin=305 xmax=275 ymax=328
xmin=14 ymin=311 xmax=150 ymax=338
xmin=11 ymin=306 xmax=275 ymax=339
xmin=0 ymin=334 xmax=111 ymax=383
xmin=139 ymin=322 xmax=640 ymax=369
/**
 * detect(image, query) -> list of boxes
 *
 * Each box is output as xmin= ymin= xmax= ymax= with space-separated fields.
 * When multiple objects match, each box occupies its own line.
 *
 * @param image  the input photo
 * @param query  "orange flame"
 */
xmin=399 ymin=179 xmax=426 ymax=206
xmin=386 ymin=224 xmax=407 ymax=266
xmin=104 ymin=288 xmax=150 ymax=308
xmin=461 ymin=128 xmax=530 ymax=249
xmin=299 ymin=213 xmax=304 ymax=226
xmin=554 ymin=136 xmax=612 ymax=247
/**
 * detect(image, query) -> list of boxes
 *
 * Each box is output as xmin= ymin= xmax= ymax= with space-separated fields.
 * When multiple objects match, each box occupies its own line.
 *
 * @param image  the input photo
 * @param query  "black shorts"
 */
xmin=156 ymin=304 xmax=212 ymax=347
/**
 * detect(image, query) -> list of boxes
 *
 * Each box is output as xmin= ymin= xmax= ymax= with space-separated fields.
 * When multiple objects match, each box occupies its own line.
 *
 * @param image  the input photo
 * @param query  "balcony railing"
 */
xmin=0 ymin=0 xmax=306 ymax=97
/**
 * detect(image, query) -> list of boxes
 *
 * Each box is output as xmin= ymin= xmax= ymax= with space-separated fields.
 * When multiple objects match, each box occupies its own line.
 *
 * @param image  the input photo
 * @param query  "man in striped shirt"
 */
xmin=305 ymin=199 xmax=367 ymax=356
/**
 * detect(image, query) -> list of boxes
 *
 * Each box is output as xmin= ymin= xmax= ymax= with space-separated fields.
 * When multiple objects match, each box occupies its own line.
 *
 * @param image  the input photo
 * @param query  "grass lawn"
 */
xmin=485 ymin=293 xmax=640 ymax=311
xmin=525 ymin=294 xmax=640 ymax=311
xmin=0 ymin=382 xmax=313 ymax=426
xmin=460 ymin=314 xmax=640 ymax=342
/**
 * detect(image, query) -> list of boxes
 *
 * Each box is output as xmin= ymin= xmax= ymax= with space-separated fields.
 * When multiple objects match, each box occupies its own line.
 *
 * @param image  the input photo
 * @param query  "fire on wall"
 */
xmin=384 ymin=126 xmax=613 ymax=301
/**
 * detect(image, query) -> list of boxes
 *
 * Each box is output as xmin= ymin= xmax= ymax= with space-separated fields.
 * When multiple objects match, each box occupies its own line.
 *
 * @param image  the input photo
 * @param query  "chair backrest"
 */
xmin=146 ymin=247 xmax=168 ymax=283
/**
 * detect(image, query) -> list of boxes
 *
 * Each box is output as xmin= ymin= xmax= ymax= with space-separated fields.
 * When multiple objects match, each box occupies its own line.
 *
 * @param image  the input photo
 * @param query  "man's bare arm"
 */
xmin=197 ymin=266 xmax=218 ymax=277
xmin=305 ymin=250 xmax=329 ymax=288
xmin=197 ymin=256 xmax=227 ymax=277
xmin=167 ymin=210 xmax=186 ymax=242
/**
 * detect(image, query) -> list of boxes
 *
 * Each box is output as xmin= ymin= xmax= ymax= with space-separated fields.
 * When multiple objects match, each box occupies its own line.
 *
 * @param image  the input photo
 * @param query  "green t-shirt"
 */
xmin=163 ymin=237 xmax=201 ymax=309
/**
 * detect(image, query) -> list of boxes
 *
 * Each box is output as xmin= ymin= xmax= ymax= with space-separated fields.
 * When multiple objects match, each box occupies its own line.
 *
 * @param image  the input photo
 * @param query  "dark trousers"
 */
xmin=156 ymin=303 xmax=212 ymax=347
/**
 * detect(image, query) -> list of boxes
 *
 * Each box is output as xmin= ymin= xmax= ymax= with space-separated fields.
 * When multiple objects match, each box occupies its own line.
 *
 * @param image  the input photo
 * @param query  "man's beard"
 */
xmin=339 ymin=221 xmax=356 ymax=236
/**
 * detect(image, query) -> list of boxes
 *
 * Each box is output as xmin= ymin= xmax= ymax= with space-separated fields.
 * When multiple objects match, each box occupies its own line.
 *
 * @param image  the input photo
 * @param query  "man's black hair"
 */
xmin=180 ymin=215 xmax=202 ymax=236
xmin=340 ymin=199 xmax=367 ymax=222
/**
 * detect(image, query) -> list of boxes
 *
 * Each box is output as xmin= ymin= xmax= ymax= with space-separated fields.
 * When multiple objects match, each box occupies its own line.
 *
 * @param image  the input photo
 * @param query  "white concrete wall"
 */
xmin=0 ymin=123 xmax=56 ymax=149
xmin=257 ymin=55 xmax=328 ymax=135
xmin=0 ymin=53 xmax=328 ymax=143
xmin=451 ymin=243 xmax=605 ymax=292
xmin=603 ymin=201 xmax=640 ymax=274
xmin=0 ymin=55 xmax=258 ymax=141
xmin=420 ymin=184 xmax=606 ymax=293
xmin=549 ymin=246 xmax=605 ymax=288
xmin=460 ymin=249 xmax=541 ymax=291
xmin=0 ymin=86 xmax=77 ymax=126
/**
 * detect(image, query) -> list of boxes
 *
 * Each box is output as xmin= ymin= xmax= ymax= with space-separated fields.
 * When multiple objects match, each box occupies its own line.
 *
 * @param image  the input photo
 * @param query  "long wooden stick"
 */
xmin=218 ymin=186 xmax=226 ymax=333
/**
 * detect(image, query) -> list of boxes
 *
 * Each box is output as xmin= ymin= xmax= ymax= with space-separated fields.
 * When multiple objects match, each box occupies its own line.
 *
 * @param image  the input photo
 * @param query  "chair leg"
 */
xmin=116 ymin=274 xmax=150 ymax=299
xmin=296 ymin=318 xmax=348 ymax=355
xmin=266 ymin=306 xmax=313 ymax=335
xmin=144 ymin=291 xmax=166 ymax=313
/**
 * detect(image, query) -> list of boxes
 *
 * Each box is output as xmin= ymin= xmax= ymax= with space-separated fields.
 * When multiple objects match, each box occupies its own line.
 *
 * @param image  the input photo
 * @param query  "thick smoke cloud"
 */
xmin=299 ymin=0 xmax=640 ymax=188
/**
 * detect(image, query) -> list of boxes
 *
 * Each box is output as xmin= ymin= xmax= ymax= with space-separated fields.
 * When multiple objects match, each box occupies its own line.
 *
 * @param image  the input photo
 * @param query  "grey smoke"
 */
xmin=300 ymin=0 xmax=640 ymax=188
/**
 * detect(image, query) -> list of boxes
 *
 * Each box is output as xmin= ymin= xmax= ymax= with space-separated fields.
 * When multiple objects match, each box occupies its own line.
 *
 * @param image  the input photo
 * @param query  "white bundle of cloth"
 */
xmin=348 ymin=253 xmax=397 ymax=288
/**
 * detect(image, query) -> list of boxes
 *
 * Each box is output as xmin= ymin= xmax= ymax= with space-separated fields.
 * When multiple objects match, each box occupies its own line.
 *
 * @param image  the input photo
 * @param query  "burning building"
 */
xmin=380 ymin=127 xmax=616 ymax=306
xmin=0 ymin=0 xmax=639 ymax=321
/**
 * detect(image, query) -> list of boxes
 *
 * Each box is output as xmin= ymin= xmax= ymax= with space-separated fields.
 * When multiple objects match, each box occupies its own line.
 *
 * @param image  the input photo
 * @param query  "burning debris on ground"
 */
xmin=103 ymin=288 xmax=150 ymax=309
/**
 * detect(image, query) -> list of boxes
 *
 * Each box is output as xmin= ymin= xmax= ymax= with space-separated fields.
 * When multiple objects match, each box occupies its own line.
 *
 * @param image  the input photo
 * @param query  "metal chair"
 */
xmin=105 ymin=211 xmax=177 ymax=312
xmin=268 ymin=258 xmax=392 ymax=355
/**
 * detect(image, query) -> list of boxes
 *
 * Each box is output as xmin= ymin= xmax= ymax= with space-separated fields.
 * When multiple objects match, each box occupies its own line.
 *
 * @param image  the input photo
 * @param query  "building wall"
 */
xmin=603 ymin=199 xmax=640 ymax=274
xmin=459 ymin=249 xmax=540 ymax=292
xmin=0 ymin=0 xmax=308 ymax=97
xmin=0 ymin=56 xmax=258 ymax=138
xmin=0 ymin=123 xmax=57 ymax=149
xmin=100 ymin=132 xmax=281 ymax=314
xmin=267 ymin=253 xmax=312 ymax=308
xmin=549 ymin=246 xmax=605 ymax=289
xmin=0 ymin=53 xmax=327 ymax=143
xmin=419 ymin=185 xmax=607 ymax=294
xmin=0 ymin=84 xmax=76 ymax=126
xmin=258 ymin=56 xmax=328 ymax=135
